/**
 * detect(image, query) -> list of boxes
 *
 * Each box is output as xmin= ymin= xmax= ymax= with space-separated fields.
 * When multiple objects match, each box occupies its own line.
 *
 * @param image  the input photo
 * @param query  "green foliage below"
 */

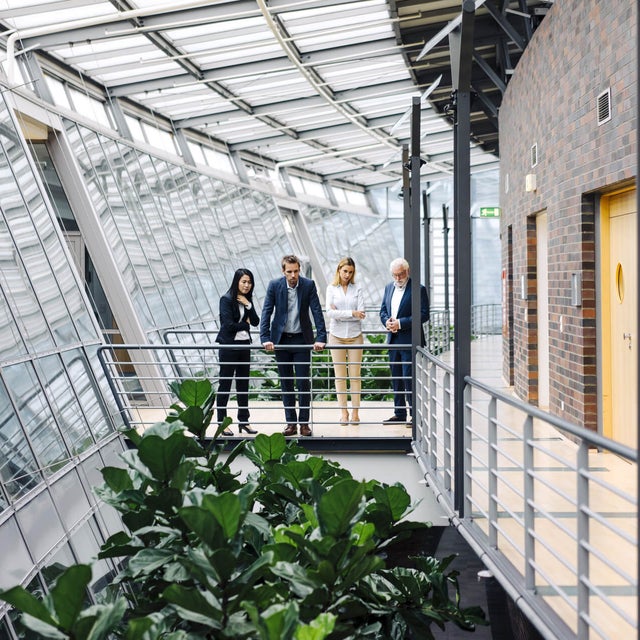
xmin=1 ymin=377 xmax=485 ymax=639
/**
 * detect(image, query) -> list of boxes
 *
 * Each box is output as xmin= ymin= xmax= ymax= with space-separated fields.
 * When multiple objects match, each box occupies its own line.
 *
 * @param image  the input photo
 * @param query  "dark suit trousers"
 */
xmin=276 ymin=333 xmax=311 ymax=425
xmin=217 ymin=342 xmax=251 ymax=424
xmin=389 ymin=346 xmax=412 ymax=419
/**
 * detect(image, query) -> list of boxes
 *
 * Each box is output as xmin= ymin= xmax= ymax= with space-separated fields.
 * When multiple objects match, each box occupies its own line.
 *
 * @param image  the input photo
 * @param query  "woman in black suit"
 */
xmin=216 ymin=268 xmax=259 ymax=435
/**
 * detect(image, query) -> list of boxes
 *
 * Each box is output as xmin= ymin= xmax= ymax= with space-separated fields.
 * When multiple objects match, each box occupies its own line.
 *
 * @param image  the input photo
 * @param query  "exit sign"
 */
xmin=479 ymin=207 xmax=501 ymax=218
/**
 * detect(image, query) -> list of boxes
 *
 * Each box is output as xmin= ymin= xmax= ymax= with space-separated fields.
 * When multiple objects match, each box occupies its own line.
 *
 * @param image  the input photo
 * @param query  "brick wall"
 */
xmin=499 ymin=0 xmax=636 ymax=430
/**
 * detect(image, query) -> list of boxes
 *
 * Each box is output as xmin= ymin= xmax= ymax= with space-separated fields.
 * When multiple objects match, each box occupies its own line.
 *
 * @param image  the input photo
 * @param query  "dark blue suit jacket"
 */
xmin=260 ymin=276 xmax=327 ymax=345
xmin=379 ymin=278 xmax=430 ymax=345
xmin=215 ymin=292 xmax=259 ymax=344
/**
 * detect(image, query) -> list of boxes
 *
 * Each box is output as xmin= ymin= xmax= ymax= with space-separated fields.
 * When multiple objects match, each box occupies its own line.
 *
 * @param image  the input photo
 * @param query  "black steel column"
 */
xmin=423 ymin=188 xmax=431 ymax=299
xmin=410 ymin=97 xmax=422 ymax=433
xmin=451 ymin=0 xmax=475 ymax=515
xmin=402 ymin=145 xmax=410 ymax=261
xmin=443 ymin=204 xmax=450 ymax=315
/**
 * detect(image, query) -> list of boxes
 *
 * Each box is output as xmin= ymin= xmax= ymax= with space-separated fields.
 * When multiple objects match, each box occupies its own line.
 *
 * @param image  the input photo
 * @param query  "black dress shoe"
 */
xmin=300 ymin=424 xmax=312 ymax=437
xmin=222 ymin=429 xmax=233 ymax=436
xmin=238 ymin=424 xmax=258 ymax=434
xmin=283 ymin=424 xmax=297 ymax=436
xmin=383 ymin=415 xmax=407 ymax=424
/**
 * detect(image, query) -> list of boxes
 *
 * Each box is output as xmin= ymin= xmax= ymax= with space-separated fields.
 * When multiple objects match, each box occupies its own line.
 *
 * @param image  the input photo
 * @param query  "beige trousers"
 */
xmin=329 ymin=333 xmax=364 ymax=409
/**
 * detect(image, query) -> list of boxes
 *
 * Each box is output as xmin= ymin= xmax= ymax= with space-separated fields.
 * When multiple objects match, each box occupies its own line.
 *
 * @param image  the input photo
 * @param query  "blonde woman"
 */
xmin=326 ymin=257 xmax=366 ymax=425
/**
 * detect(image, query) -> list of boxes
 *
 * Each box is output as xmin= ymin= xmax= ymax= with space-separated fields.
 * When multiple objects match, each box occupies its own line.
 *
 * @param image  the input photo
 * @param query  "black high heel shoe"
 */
xmin=238 ymin=424 xmax=258 ymax=434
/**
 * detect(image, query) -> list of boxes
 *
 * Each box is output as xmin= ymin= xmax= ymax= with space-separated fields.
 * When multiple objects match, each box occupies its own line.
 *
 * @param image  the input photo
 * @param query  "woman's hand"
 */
xmin=352 ymin=310 xmax=366 ymax=319
xmin=237 ymin=294 xmax=249 ymax=306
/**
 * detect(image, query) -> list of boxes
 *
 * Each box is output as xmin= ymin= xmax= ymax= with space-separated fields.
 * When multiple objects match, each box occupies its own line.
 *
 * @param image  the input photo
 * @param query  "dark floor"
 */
xmin=431 ymin=527 xmax=493 ymax=639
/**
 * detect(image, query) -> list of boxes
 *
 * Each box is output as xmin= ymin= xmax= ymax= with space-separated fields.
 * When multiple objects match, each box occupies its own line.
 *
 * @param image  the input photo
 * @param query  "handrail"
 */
xmin=413 ymin=345 xmax=638 ymax=640
xmin=96 ymin=341 xmax=415 ymax=449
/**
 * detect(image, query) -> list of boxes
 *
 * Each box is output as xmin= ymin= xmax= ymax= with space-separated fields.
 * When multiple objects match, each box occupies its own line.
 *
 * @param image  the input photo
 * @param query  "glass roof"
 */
xmin=0 ymin=0 xmax=502 ymax=188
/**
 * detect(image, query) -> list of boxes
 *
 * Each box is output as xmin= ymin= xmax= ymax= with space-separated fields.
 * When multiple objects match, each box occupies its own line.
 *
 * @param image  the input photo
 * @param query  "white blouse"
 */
xmin=325 ymin=283 xmax=365 ymax=338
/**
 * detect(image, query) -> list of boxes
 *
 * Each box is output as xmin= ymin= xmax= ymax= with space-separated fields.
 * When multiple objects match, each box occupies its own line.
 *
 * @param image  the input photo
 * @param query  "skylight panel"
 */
xmin=95 ymin=60 xmax=183 ymax=84
xmin=295 ymin=27 xmax=392 ymax=51
xmin=278 ymin=0 xmax=388 ymax=23
xmin=1 ymin=1 xmax=117 ymax=31
xmin=167 ymin=15 xmax=265 ymax=40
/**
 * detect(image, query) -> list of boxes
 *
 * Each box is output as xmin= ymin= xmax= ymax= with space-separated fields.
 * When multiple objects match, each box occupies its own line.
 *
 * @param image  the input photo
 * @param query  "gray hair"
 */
xmin=389 ymin=258 xmax=410 ymax=273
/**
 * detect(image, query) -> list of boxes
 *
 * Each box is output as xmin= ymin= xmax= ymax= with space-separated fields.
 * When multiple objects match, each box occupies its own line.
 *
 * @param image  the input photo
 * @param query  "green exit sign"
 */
xmin=479 ymin=207 xmax=501 ymax=218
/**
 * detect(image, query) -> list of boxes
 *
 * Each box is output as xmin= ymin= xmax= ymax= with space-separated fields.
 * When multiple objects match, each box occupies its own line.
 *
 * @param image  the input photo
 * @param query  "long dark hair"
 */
xmin=228 ymin=268 xmax=255 ymax=300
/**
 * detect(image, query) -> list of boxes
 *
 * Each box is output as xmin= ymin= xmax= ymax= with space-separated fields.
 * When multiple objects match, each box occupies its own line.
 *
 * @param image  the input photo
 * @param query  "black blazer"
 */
xmin=215 ymin=292 xmax=259 ymax=344
xmin=379 ymin=278 xmax=430 ymax=346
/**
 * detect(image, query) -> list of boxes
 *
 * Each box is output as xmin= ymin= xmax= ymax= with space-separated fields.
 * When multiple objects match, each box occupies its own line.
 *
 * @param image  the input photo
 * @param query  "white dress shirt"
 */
xmin=391 ymin=285 xmax=406 ymax=327
xmin=325 ymin=283 xmax=365 ymax=338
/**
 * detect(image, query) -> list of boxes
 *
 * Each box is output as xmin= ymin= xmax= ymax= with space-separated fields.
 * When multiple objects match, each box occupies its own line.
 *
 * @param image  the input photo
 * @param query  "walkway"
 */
xmin=416 ymin=334 xmax=637 ymax=640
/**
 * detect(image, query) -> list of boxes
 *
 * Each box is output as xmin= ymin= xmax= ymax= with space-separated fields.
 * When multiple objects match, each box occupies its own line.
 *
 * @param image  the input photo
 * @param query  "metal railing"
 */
xmin=96 ymin=340 xmax=417 ymax=442
xmin=413 ymin=347 xmax=638 ymax=640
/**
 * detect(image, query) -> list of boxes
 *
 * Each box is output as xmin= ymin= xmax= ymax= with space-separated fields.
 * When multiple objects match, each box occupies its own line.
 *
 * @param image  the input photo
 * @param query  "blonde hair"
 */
xmin=331 ymin=257 xmax=356 ymax=286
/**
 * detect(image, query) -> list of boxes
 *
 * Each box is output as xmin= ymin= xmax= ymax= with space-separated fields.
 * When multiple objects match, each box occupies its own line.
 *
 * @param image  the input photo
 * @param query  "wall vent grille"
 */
xmin=597 ymin=88 xmax=611 ymax=125
xmin=530 ymin=143 xmax=538 ymax=168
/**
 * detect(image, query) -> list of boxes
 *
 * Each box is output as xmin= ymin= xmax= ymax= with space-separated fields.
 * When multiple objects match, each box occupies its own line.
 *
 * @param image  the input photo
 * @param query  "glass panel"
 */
xmin=298 ymin=204 xmax=400 ymax=309
xmin=65 ymin=123 xmax=153 ymax=328
xmin=82 ymin=345 xmax=125 ymax=433
xmin=0 ymin=376 xmax=41 ymax=502
xmin=50 ymin=469 xmax=91 ymax=532
xmin=4 ymin=362 xmax=70 ymax=475
xmin=0 ymin=145 xmax=54 ymax=353
xmin=33 ymin=355 xmax=94 ymax=456
xmin=15 ymin=490 xmax=65 ymax=565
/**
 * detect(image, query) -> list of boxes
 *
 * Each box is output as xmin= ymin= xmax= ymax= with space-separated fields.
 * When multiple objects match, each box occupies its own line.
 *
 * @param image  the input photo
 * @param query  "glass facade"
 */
xmin=0 ymin=60 xmax=498 ymax=637
xmin=0 ymin=90 xmax=126 ymax=619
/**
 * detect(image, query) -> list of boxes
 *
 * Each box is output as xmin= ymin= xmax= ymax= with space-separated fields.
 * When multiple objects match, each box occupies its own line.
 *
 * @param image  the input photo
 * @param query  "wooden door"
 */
xmin=603 ymin=190 xmax=637 ymax=446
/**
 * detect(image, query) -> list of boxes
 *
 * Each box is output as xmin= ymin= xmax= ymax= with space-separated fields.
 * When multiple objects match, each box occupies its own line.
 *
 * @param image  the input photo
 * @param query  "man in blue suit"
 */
xmin=379 ymin=258 xmax=429 ymax=426
xmin=260 ymin=255 xmax=327 ymax=436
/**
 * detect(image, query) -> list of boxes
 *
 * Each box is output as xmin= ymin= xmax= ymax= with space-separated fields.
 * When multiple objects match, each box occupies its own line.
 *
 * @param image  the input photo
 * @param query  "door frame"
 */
xmin=599 ymin=185 xmax=637 ymax=441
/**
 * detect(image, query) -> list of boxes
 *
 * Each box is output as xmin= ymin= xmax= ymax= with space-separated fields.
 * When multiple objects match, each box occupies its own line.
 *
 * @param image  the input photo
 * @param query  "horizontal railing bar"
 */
xmin=580 ymin=578 xmax=637 ymax=628
xmin=580 ymin=506 xmax=636 ymax=546
xmin=465 ymin=376 xmax=637 ymax=461
xmin=528 ymin=472 xmax=578 ymax=507
xmin=490 ymin=494 xmax=526 ymax=527
xmin=579 ymin=468 xmax=638 ymax=505
xmin=528 ymin=560 xmax=578 ymax=610
xmin=581 ymin=541 xmax=636 ymax=586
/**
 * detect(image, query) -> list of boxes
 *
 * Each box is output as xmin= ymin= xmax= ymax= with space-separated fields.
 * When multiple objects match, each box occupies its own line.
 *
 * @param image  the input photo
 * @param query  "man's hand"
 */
xmin=313 ymin=342 xmax=325 ymax=351
xmin=263 ymin=341 xmax=275 ymax=351
xmin=386 ymin=318 xmax=400 ymax=333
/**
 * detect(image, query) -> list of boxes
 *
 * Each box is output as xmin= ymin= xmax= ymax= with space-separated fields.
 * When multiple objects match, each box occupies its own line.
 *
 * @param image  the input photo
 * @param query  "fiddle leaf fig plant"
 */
xmin=0 ymin=378 xmax=485 ymax=639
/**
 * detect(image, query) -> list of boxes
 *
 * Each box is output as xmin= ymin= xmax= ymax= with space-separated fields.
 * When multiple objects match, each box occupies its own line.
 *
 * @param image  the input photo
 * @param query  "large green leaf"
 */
xmin=162 ymin=584 xmax=221 ymax=626
xmin=371 ymin=484 xmax=411 ymax=521
xmin=203 ymin=492 xmax=242 ymax=539
xmin=252 ymin=433 xmax=287 ymax=462
xmin=294 ymin=612 xmax=336 ymax=640
xmin=176 ymin=378 xmax=213 ymax=407
xmin=179 ymin=506 xmax=222 ymax=549
xmin=317 ymin=479 xmax=365 ymax=537
xmin=176 ymin=406 xmax=206 ymax=437
xmin=277 ymin=461 xmax=313 ymax=490
xmin=100 ymin=467 xmax=133 ymax=492
xmin=50 ymin=564 xmax=92 ymax=631
xmin=137 ymin=425 xmax=190 ymax=482
xmin=0 ymin=586 xmax=57 ymax=627
xmin=77 ymin=600 xmax=128 ymax=640
xmin=246 ymin=602 xmax=300 ymax=640
xmin=17 ymin=614 xmax=66 ymax=639
xmin=127 ymin=549 xmax=174 ymax=576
